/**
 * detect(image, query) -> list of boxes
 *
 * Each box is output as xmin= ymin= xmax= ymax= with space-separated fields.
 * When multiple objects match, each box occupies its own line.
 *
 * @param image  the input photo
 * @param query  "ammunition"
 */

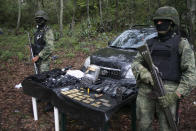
xmin=65 ymin=90 xmax=71 ymax=93
xmin=61 ymin=91 xmax=70 ymax=95
xmin=74 ymin=97 xmax=82 ymax=101
xmin=68 ymin=90 xmax=75 ymax=93
xmin=74 ymin=93 xmax=79 ymax=96
xmin=100 ymin=99 xmax=109 ymax=103
xmin=95 ymin=101 xmax=101 ymax=104
xmin=87 ymin=98 xmax=94 ymax=102
xmin=76 ymin=93 xmax=82 ymax=95
xmin=87 ymin=88 xmax=90 ymax=94
xmin=102 ymin=103 xmax=111 ymax=107
xmin=78 ymin=96 xmax=85 ymax=99
xmin=84 ymin=95 xmax=90 ymax=98
xmin=71 ymin=89 xmax=79 ymax=93
xmin=67 ymin=94 xmax=76 ymax=98
xmin=72 ymin=89 xmax=79 ymax=92
xmin=91 ymin=103 xmax=100 ymax=108
xmin=82 ymin=100 xmax=91 ymax=104
xmin=94 ymin=94 xmax=103 ymax=98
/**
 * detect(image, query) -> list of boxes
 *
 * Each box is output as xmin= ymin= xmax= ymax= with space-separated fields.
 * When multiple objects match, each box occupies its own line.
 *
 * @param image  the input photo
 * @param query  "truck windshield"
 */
xmin=110 ymin=28 xmax=157 ymax=49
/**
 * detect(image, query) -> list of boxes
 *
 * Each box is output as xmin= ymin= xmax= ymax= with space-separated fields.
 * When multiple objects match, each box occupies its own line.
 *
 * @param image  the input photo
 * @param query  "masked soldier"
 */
xmin=32 ymin=10 xmax=54 ymax=112
xmin=132 ymin=6 xmax=196 ymax=130
xmin=32 ymin=10 xmax=54 ymax=73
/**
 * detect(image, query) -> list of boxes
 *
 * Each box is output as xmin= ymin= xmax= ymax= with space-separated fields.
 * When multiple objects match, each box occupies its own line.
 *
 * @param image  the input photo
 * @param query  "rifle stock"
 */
xmin=138 ymin=44 xmax=178 ymax=131
xmin=27 ymin=32 xmax=38 ymax=74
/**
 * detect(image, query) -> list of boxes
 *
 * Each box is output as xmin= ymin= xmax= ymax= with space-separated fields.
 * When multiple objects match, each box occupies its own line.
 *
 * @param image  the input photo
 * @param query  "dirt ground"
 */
xmin=0 ymin=51 xmax=196 ymax=131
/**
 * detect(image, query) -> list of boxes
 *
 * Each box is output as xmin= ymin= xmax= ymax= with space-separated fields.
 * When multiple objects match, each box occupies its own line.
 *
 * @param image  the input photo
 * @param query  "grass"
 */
xmin=54 ymin=59 xmax=63 ymax=65
xmin=66 ymin=52 xmax=75 ymax=58
xmin=81 ymin=48 xmax=90 ymax=54
xmin=0 ymin=33 xmax=29 ymax=61
xmin=0 ymin=24 xmax=116 ymax=62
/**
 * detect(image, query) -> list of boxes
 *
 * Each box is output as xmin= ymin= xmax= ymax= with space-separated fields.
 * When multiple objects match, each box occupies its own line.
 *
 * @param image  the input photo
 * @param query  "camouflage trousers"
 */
xmin=36 ymin=59 xmax=50 ymax=73
xmin=136 ymin=82 xmax=178 ymax=131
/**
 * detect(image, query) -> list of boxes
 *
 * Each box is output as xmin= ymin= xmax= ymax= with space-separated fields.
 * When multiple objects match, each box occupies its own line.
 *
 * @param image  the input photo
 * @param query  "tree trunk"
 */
xmin=99 ymin=0 xmax=103 ymax=26
xmin=174 ymin=0 xmax=176 ymax=7
xmin=41 ymin=0 xmax=44 ymax=8
xmin=37 ymin=0 xmax=42 ymax=10
xmin=147 ymin=0 xmax=151 ymax=24
xmin=54 ymin=0 xmax=60 ymax=25
xmin=187 ymin=0 xmax=196 ymax=51
xmin=130 ymin=0 xmax=136 ymax=24
xmin=71 ymin=14 xmax=75 ymax=31
xmin=60 ymin=0 xmax=63 ymax=37
xmin=106 ymin=0 xmax=109 ymax=6
xmin=157 ymin=0 xmax=161 ymax=7
xmin=133 ymin=0 xmax=136 ymax=8
xmin=116 ymin=0 xmax=118 ymax=7
xmin=71 ymin=0 xmax=76 ymax=31
xmin=106 ymin=0 xmax=109 ymax=16
xmin=115 ymin=0 xmax=119 ymax=29
xmin=87 ymin=0 xmax=90 ymax=27
xmin=16 ymin=0 xmax=21 ymax=35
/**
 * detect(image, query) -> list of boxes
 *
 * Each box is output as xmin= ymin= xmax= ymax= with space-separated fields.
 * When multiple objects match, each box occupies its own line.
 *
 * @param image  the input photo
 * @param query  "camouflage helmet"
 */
xmin=35 ymin=10 xmax=49 ymax=21
xmin=153 ymin=6 xmax=179 ymax=26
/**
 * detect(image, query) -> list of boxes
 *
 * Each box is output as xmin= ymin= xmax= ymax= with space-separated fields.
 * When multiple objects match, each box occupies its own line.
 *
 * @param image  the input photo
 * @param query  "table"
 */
xmin=22 ymin=75 xmax=137 ymax=131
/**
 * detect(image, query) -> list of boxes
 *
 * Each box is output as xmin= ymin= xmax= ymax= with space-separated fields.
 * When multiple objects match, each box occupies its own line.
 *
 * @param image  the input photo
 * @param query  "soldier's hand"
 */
xmin=32 ymin=56 xmax=39 ymax=62
xmin=158 ymin=92 xmax=179 ymax=108
xmin=140 ymin=68 xmax=154 ymax=86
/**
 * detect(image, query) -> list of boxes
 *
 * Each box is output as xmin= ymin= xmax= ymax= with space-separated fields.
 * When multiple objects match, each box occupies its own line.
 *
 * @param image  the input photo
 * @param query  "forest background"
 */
xmin=0 ymin=0 xmax=196 ymax=131
xmin=0 ymin=0 xmax=195 ymax=61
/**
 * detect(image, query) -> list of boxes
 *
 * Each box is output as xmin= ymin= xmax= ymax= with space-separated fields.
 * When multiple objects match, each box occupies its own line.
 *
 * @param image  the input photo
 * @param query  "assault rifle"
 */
xmin=27 ymin=32 xmax=38 ymax=74
xmin=137 ymin=44 xmax=178 ymax=131
xmin=26 ymin=32 xmax=39 ymax=120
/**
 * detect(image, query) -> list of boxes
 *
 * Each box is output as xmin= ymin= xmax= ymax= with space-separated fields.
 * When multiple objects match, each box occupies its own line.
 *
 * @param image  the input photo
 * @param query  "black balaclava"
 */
xmin=35 ymin=17 xmax=46 ymax=29
xmin=154 ymin=19 xmax=174 ymax=42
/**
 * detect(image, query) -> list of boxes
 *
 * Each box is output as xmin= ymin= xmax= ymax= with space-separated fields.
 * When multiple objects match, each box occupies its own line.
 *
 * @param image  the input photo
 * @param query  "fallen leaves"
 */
xmin=0 ymin=52 xmax=196 ymax=130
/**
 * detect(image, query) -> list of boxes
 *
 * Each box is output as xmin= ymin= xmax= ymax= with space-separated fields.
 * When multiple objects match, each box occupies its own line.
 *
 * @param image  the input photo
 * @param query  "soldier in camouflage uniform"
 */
xmin=32 ymin=10 xmax=54 ymax=112
xmin=32 ymin=10 xmax=54 ymax=73
xmin=132 ymin=6 xmax=196 ymax=131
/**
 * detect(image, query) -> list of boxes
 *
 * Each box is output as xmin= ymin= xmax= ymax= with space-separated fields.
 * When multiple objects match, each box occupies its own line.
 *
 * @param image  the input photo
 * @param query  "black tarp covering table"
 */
xmin=22 ymin=75 xmax=137 ymax=129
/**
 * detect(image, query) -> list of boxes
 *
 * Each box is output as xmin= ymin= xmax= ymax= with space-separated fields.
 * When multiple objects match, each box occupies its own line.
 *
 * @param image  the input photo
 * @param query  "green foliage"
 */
xmin=54 ymin=59 xmax=63 ymax=65
xmin=54 ymin=31 xmax=61 ymax=41
xmin=0 ymin=0 xmax=193 ymax=62
xmin=0 ymin=0 xmax=189 ymax=32
xmin=55 ymin=34 xmax=79 ymax=49
xmin=0 ymin=50 xmax=13 ymax=61
xmin=66 ymin=52 xmax=75 ymax=58
xmin=0 ymin=33 xmax=28 ymax=61
xmin=81 ymin=47 xmax=90 ymax=54
xmin=80 ymin=26 xmax=97 ymax=38
xmin=0 ymin=1 xmax=18 ymax=27
xmin=17 ymin=52 xmax=25 ymax=61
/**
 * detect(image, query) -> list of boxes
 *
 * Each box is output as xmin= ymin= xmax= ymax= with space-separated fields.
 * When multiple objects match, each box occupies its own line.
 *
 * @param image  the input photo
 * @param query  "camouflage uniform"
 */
xmin=33 ymin=10 xmax=54 ymax=73
xmin=132 ymin=6 xmax=196 ymax=131
xmin=35 ymin=27 xmax=54 ymax=73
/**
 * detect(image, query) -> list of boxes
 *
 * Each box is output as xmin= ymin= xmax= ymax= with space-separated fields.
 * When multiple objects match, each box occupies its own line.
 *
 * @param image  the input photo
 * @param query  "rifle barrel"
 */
xmin=138 ymin=44 xmax=178 ymax=131
xmin=27 ymin=32 xmax=38 ymax=74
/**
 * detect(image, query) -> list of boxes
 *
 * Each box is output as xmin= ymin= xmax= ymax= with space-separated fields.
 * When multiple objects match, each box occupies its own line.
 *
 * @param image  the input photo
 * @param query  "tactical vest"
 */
xmin=146 ymin=35 xmax=181 ymax=82
xmin=33 ymin=26 xmax=48 ymax=56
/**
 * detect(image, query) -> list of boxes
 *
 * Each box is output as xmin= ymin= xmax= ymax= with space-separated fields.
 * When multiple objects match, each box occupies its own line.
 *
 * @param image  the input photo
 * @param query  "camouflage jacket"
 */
xmin=132 ymin=37 xmax=196 ymax=96
xmin=35 ymin=26 xmax=54 ymax=60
